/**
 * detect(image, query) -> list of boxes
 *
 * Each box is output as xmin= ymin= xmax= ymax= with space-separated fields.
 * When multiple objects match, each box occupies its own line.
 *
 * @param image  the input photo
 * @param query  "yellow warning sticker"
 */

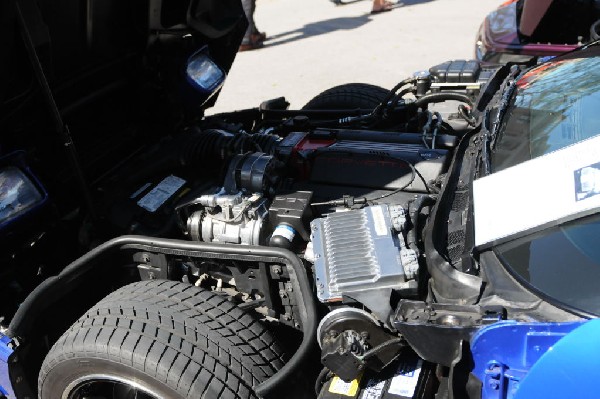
xmin=329 ymin=375 xmax=362 ymax=397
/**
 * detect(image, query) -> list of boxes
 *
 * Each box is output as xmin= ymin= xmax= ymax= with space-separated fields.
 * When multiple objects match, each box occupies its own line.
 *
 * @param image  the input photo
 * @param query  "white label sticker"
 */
xmin=329 ymin=376 xmax=360 ymax=397
xmin=474 ymin=134 xmax=600 ymax=247
xmin=137 ymin=175 xmax=186 ymax=213
xmin=370 ymin=206 xmax=388 ymax=236
xmin=360 ymin=379 xmax=385 ymax=399
xmin=130 ymin=183 xmax=152 ymax=199
xmin=388 ymin=359 xmax=423 ymax=397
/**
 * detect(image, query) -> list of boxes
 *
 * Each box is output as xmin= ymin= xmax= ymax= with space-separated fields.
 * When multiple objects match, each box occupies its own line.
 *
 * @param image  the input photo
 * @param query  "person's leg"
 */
xmin=239 ymin=0 xmax=264 ymax=50
xmin=249 ymin=1 xmax=267 ymax=41
xmin=241 ymin=0 xmax=256 ymax=44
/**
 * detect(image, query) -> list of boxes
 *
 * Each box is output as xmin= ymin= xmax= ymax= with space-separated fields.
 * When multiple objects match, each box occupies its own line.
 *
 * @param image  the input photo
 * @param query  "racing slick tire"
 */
xmin=302 ymin=83 xmax=389 ymax=110
xmin=38 ymin=280 xmax=285 ymax=399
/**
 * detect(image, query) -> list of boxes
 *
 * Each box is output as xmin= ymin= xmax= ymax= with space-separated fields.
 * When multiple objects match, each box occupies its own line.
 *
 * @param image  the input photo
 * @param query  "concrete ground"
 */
xmin=210 ymin=0 xmax=499 ymax=114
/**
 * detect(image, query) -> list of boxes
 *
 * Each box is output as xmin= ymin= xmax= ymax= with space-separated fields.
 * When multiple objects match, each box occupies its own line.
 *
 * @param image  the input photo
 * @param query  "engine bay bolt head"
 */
xmin=272 ymin=265 xmax=283 ymax=275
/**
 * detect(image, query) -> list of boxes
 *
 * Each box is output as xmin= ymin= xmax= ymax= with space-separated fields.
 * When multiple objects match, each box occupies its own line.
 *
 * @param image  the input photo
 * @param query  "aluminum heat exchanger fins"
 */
xmin=311 ymin=205 xmax=416 ymax=303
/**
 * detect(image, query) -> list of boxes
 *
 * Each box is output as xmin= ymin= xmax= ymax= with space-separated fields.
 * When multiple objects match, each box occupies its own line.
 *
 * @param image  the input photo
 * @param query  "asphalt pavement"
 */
xmin=209 ymin=0 xmax=499 ymax=114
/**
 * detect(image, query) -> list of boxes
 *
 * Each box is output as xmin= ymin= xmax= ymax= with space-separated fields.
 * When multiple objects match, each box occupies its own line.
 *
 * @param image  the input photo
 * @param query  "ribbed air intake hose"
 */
xmin=179 ymin=127 xmax=280 ymax=168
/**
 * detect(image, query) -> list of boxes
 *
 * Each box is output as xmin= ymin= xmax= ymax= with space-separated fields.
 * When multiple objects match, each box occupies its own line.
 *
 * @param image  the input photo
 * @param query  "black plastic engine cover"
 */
xmin=310 ymin=143 xmax=447 ymax=193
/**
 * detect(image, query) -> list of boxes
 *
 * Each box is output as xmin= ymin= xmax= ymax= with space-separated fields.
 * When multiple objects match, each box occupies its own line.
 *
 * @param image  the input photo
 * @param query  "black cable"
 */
xmin=377 ymin=77 xmax=417 ymax=115
xmin=311 ymin=158 xmax=418 ymax=207
xmin=360 ymin=338 xmax=404 ymax=361
xmin=365 ymin=160 xmax=416 ymax=202
xmin=413 ymin=166 xmax=432 ymax=194
xmin=458 ymin=104 xmax=477 ymax=127
xmin=315 ymin=368 xmax=332 ymax=396
xmin=385 ymin=87 xmax=415 ymax=117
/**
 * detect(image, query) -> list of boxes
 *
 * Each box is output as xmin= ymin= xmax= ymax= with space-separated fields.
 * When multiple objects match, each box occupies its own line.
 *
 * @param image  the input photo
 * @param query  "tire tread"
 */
xmin=303 ymin=83 xmax=389 ymax=110
xmin=39 ymin=280 xmax=285 ymax=398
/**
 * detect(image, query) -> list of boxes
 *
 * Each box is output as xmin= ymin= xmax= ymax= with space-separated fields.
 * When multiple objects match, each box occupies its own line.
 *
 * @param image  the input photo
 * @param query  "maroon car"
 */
xmin=476 ymin=0 xmax=600 ymax=63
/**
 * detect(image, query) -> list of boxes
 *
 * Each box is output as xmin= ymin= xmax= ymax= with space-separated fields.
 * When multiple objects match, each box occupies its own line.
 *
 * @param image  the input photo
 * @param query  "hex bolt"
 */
xmin=272 ymin=265 xmax=283 ymax=275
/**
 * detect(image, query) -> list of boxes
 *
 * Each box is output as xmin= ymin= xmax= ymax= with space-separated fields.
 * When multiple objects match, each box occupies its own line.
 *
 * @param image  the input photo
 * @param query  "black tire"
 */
xmin=302 ymin=83 xmax=389 ymax=111
xmin=39 ymin=280 xmax=285 ymax=399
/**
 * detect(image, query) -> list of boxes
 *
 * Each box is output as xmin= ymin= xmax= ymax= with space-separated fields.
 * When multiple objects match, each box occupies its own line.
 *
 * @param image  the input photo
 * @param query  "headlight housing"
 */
xmin=0 ymin=152 xmax=47 ymax=232
xmin=185 ymin=47 xmax=225 ymax=95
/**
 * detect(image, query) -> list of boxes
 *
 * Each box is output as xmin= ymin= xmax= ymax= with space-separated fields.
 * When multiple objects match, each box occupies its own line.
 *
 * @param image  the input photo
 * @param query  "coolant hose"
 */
xmin=414 ymin=92 xmax=473 ymax=107
xmin=7 ymin=236 xmax=318 ymax=398
xmin=406 ymin=195 xmax=437 ymax=251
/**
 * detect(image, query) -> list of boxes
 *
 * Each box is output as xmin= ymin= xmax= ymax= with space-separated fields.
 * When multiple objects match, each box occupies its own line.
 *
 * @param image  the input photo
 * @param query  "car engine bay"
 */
xmin=1 ymin=1 xmax=592 ymax=396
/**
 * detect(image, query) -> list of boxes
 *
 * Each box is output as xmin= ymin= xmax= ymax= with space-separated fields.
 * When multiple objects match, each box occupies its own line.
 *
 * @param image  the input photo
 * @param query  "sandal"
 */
xmin=239 ymin=39 xmax=264 ymax=52
xmin=239 ymin=31 xmax=267 ymax=52
xmin=371 ymin=1 xmax=394 ymax=14
xmin=254 ymin=31 xmax=268 ymax=42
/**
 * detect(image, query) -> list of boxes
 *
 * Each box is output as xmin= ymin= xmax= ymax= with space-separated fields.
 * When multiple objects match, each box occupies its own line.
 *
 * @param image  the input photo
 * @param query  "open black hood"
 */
xmin=0 ymin=0 xmax=246 ymax=215
xmin=0 ymin=0 xmax=246 ymax=116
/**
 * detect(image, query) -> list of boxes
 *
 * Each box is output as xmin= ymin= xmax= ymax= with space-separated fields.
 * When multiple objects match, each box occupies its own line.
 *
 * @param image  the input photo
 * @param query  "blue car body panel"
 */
xmin=0 ymin=333 xmax=15 ymax=398
xmin=471 ymin=320 xmax=589 ymax=399
xmin=513 ymin=319 xmax=600 ymax=399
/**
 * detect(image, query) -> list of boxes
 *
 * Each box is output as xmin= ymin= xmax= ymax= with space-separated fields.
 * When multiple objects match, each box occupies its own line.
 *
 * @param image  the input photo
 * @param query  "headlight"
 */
xmin=0 ymin=152 xmax=47 ymax=231
xmin=0 ymin=167 xmax=43 ymax=225
xmin=185 ymin=48 xmax=225 ymax=95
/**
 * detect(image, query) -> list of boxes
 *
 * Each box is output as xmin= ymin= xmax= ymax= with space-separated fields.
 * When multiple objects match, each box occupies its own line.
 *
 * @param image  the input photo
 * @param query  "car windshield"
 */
xmin=495 ymin=214 xmax=600 ymax=315
xmin=492 ymin=51 xmax=600 ymax=172
xmin=491 ymin=46 xmax=600 ymax=315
